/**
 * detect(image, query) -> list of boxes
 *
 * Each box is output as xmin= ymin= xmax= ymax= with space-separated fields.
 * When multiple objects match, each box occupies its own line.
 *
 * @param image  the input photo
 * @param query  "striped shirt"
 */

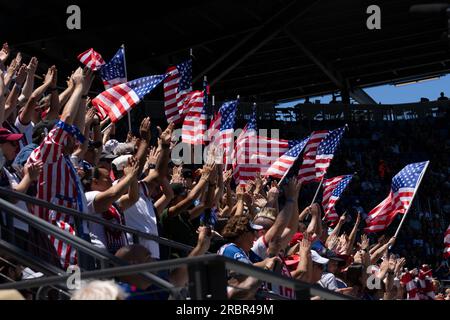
xmin=27 ymin=120 xmax=88 ymax=269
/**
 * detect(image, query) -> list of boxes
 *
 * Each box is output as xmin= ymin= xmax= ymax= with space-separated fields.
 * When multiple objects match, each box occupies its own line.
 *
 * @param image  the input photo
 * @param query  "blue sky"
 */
xmin=278 ymin=74 xmax=450 ymax=107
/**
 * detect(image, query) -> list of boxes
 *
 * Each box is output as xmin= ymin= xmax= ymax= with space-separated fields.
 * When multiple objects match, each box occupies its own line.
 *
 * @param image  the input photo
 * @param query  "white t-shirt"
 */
xmin=85 ymin=190 xmax=107 ymax=250
xmin=14 ymin=116 xmax=34 ymax=147
xmin=123 ymin=182 xmax=160 ymax=259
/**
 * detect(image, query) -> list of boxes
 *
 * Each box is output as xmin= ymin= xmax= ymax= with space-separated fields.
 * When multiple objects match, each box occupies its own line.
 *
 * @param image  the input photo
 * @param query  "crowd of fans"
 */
xmin=0 ymin=43 xmax=449 ymax=300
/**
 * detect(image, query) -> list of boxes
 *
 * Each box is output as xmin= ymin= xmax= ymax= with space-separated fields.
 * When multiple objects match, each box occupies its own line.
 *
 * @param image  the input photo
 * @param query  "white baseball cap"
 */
xmin=112 ymin=154 xmax=132 ymax=171
xmin=311 ymin=250 xmax=329 ymax=265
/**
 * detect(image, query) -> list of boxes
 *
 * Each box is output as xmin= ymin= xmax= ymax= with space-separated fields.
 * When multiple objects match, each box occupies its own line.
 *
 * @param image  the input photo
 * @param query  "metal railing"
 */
xmin=0 ymin=197 xmax=176 ymax=296
xmin=0 ymin=187 xmax=195 ymax=254
xmin=0 ymin=254 xmax=352 ymax=300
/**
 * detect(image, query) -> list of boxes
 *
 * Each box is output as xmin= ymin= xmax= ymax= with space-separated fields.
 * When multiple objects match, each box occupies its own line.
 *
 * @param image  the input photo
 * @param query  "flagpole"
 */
xmin=391 ymin=161 xmax=430 ymax=246
xmin=310 ymin=176 xmax=325 ymax=206
xmin=121 ymin=43 xmax=132 ymax=132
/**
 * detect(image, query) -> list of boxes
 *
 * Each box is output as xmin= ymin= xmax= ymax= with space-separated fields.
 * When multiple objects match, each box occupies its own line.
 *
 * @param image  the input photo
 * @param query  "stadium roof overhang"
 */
xmin=1 ymin=0 xmax=449 ymax=104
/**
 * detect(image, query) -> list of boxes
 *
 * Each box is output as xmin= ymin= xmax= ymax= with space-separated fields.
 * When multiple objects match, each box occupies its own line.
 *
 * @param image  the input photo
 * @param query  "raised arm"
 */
xmin=117 ymin=158 xmax=140 ymax=211
xmin=370 ymin=237 xmax=396 ymax=265
xmin=58 ymin=72 xmax=75 ymax=108
xmin=60 ymin=67 xmax=93 ymax=126
xmin=17 ymin=57 xmax=37 ymax=107
xmin=0 ymin=43 xmax=10 ymax=71
xmin=154 ymin=177 xmax=174 ymax=216
xmin=44 ymin=66 xmax=62 ymax=121
xmin=4 ymin=64 xmax=26 ymax=119
xmin=0 ymin=70 xmax=5 ymax=124
xmin=3 ymin=52 xmax=21 ymax=89
xmin=344 ymin=213 xmax=361 ymax=255
xmin=19 ymin=65 xmax=55 ymax=125
xmin=92 ymin=158 xmax=139 ymax=213
xmin=263 ymin=179 xmax=297 ymax=244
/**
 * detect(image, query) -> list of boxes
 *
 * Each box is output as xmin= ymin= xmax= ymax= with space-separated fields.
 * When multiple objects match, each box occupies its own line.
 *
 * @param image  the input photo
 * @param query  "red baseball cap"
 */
xmin=0 ymin=128 xmax=23 ymax=144
xmin=289 ymin=232 xmax=304 ymax=247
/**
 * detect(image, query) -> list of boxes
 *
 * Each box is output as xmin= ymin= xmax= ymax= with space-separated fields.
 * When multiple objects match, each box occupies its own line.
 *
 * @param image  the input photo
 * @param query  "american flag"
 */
xmin=444 ymin=224 xmax=450 ymax=259
xmin=92 ymin=75 xmax=166 ymax=123
xmin=265 ymin=137 xmax=310 ymax=179
xmin=100 ymin=46 xmax=127 ymax=89
xmin=181 ymin=90 xmax=207 ymax=145
xmin=322 ymin=175 xmax=353 ymax=224
xmin=163 ymin=60 xmax=192 ymax=124
xmin=77 ymin=48 xmax=105 ymax=71
xmin=233 ymin=108 xmax=302 ymax=185
xmin=365 ymin=161 xmax=429 ymax=233
xmin=214 ymin=100 xmax=238 ymax=166
xmin=315 ymin=126 xmax=346 ymax=179
xmin=297 ymin=130 xmax=329 ymax=183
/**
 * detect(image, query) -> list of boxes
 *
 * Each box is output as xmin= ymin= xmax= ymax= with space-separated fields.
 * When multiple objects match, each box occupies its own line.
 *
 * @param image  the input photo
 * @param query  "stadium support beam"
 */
xmin=198 ymin=0 xmax=322 ymax=87
xmin=284 ymin=28 xmax=377 ymax=105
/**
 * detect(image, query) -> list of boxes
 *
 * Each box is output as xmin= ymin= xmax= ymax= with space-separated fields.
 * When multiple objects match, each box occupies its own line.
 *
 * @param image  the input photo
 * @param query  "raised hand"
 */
xmin=268 ymin=181 xmax=279 ymax=197
xmin=0 ymin=43 xmax=10 ymax=64
xmin=123 ymin=157 xmax=139 ymax=178
xmin=299 ymin=234 xmax=312 ymax=257
xmin=388 ymin=254 xmax=396 ymax=273
xmin=223 ymin=169 xmax=233 ymax=185
xmin=146 ymin=146 xmax=159 ymax=167
xmin=26 ymin=57 xmax=38 ymax=76
xmin=85 ymin=107 xmax=97 ymax=126
xmin=253 ymin=193 xmax=268 ymax=208
xmin=159 ymin=123 xmax=174 ymax=146
xmin=236 ymin=185 xmax=245 ymax=200
xmin=24 ymin=161 xmax=44 ymax=181
xmin=171 ymin=166 xmax=184 ymax=184
xmin=15 ymin=64 xmax=27 ymax=85
xmin=394 ymin=257 xmax=406 ymax=277
xmin=326 ymin=234 xmax=339 ymax=251
xmin=139 ymin=117 xmax=151 ymax=142
xmin=196 ymin=226 xmax=212 ymax=252
xmin=66 ymin=71 xmax=74 ymax=88
xmin=357 ymin=234 xmax=369 ymax=251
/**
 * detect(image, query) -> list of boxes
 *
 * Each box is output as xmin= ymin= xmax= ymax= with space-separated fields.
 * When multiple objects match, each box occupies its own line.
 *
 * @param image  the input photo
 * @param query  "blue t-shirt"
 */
xmin=218 ymin=243 xmax=262 ymax=264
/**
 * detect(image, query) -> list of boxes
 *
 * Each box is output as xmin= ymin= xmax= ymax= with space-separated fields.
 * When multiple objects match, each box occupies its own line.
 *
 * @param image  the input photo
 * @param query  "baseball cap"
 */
xmin=289 ymin=232 xmax=304 ymax=247
xmin=0 ymin=128 xmax=23 ymax=143
xmin=311 ymin=250 xmax=329 ymax=265
xmin=104 ymin=139 xmax=119 ymax=154
xmin=113 ymin=142 xmax=134 ymax=156
xmin=100 ymin=151 xmax=118 ymax=161
xmin=324 ymin=249 xmax=345 ymax=263
xmin=111 ymin=154 xmax=132 ymax=171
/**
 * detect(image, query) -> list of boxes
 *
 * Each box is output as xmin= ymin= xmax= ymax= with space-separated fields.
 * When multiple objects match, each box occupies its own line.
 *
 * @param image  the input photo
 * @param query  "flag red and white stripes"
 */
xmin=297 ymin=130 xmax=329 ymax=183
xmin=92 ymin=75 xmax=166 ymax=123
xmin=28 ymin=122 xmax=84 ymax=268
xmin=181 ymin=91 xmax=207 ymax=145
xmin=364 ymin=161 xmax=428 ymax=233
xmin=265 ymin=137 xmax=309 ymax=179
xmin=163 ymin=60 xmax=192 ymax=124
xmin=233 ymin=135 xmax=291 ymax=185
xmin=77 ymin=48 xmax=105 ymax=71
xmin=322 ymin=175 xmax=353 ymax=223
